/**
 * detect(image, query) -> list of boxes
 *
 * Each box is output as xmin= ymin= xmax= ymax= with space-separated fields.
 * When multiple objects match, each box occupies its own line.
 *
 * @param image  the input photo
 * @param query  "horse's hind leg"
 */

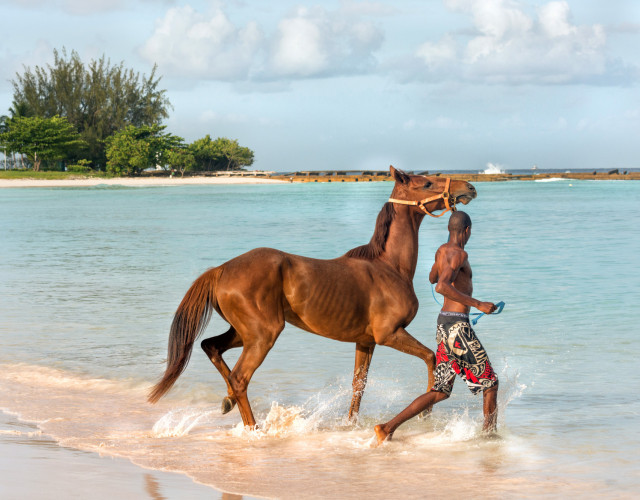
xmin=348 ymin=343 xmax=375 ymax=422
xmin=228 ymin=330 xmax=282 ymax=429
xmin=201 ymin=327 xmax=243 ymax=414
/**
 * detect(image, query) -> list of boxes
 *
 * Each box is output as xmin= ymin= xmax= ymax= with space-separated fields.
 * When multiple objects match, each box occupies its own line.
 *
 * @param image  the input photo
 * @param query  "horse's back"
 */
xmin=281 ymin=253 xmax=418 ymax=341
xmin=214 ymin=247 xmax=417 ymax=343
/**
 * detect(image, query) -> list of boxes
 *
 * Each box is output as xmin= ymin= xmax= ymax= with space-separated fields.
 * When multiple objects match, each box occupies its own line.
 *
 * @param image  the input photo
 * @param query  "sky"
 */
xmin=0 ymin=0 xmax=638 ymax=172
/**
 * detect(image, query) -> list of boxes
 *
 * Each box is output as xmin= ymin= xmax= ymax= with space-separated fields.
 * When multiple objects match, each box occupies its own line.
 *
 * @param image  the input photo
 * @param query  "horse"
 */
xmin=148 ymin=166 xmax=477 ymax=428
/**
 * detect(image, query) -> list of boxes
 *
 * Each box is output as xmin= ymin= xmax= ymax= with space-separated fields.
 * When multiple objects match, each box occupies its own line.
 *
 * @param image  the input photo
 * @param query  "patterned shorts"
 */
xmin=432 ymin=312 xmax=498 ymax=396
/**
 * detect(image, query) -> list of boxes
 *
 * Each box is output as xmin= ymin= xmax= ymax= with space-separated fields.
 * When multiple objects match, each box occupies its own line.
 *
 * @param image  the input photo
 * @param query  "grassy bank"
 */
xmin=0 ymin=170 xmax=110 ymax=180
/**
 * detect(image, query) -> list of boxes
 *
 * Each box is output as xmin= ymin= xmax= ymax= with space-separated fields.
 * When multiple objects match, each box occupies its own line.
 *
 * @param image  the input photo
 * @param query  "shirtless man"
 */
xmin=374 ymin=211 xmax=499 ymax=445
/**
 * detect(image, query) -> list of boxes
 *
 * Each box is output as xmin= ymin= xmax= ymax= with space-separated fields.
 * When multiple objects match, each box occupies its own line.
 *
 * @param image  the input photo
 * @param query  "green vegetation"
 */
xmin=0 ymin=48 xmax=255 ymax=176
xmin=105 ymin=124 xmax=183 ymax=176
xmin=1 ymin=115 xmax=85 ymax=171
xmin=0 ymin=170 xmax=108 ymax=180
xmin=189 ymin=135 xmax=254 ymax=172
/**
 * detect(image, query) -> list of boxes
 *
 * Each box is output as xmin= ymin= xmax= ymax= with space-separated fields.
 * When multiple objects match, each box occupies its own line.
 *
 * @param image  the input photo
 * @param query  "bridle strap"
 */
xmin=388 ymin=177 xmax=457 ymax=218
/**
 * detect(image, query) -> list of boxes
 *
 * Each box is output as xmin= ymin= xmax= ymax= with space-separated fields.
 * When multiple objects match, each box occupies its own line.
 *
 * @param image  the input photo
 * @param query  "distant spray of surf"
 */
xmin=480 ymin=162 xmax=506 ymax=174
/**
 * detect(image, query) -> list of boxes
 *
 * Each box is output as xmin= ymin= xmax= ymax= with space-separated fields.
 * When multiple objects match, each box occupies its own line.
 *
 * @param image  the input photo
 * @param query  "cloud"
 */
xmin=0 ymin=0 xmax=175 ymax=15
xmin=0 ymin=0 xmax=127 ymax=14
xmin=139 ymin=5 xmax=264 ymax=80
xmin=270 ymin=6 xmax=383 ymax=78
xmin=414 ymin=0 xmax=611 ymax=85
xmin=140 ymin=3 xmax=384 ymax=82
xmin=0 ymin=40 xmax=53 ymax=96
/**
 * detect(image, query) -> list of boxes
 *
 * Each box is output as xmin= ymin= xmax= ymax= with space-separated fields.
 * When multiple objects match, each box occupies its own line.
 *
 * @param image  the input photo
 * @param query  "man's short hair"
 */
xmin=448 ymin=211 xmax=471 ymax=233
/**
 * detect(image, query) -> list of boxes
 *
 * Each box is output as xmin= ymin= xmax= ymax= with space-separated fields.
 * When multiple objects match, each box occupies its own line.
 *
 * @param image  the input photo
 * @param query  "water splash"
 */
xmin=152 ymin=407 xmax=217 ymax=437
xmin=497 ymin=362 xmax=527 ymax=410
xmin=228 ymin=402 xmax=313 ymax=439
xmin=480 ymin=162 xmax=506 ymax=174
xmin=534 ymin=177 xmax=566 ymax=182
xmin=441 ymin=409 xmax=478 ymax=442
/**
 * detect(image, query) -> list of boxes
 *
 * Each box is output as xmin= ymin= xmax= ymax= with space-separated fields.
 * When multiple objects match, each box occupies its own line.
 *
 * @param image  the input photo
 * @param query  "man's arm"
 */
xmin=434 ymin=249 xmax=496 ymax=314
xmin=428 ymin=257 xmax=439 ymax=284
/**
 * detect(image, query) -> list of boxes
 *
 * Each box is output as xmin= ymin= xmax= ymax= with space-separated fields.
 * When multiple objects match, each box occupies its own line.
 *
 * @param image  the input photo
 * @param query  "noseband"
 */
xmin=388 ymin=177 xmax=457 ymax=218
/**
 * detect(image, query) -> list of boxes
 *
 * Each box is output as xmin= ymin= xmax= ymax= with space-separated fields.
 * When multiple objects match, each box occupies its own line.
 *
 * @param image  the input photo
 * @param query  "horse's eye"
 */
xmin=423 ymin=181 xmax=432 ymax=189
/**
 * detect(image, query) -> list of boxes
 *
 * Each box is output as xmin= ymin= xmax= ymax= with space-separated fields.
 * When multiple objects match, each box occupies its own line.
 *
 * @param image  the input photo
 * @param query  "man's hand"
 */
xmin=477 ymin=301 xmax=497 ymax=314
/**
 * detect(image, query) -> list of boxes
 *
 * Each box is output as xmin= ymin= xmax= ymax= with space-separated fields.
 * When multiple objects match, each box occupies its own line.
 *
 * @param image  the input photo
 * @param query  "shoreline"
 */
xmin=0 ymin=175 xmax=287 ymax=188
xmin=0 ymin=410 xmax=240 ymax=500
xmin=1 ymin=171 xmax=638 ymax=188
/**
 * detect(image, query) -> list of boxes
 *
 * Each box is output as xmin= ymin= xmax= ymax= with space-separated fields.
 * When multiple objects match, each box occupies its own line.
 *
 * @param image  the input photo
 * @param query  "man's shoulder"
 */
xmin=438 ymin=243 xmax=467 ymax=257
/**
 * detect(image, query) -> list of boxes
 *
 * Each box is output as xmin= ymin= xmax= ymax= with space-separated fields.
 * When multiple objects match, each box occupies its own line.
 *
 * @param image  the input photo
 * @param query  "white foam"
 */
xmin=479 ymin=162 xmax=506 ymax=174
xmin=534 ymin=177 xmax=566 ymax=182
xmin=1 ymin=363 xmax=147 ymax=395
xmin=0 ymin=429 xmax=22 ymax=436
xmin=229 ymin=402 xmax=319 ymax=439
xmin=152 ymin=408 xmax=217 ymax=438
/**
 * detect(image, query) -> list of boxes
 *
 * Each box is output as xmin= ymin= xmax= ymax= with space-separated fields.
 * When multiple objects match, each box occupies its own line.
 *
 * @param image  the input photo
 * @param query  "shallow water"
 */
xmin=1 ymin=180 xmax=639 ymax=498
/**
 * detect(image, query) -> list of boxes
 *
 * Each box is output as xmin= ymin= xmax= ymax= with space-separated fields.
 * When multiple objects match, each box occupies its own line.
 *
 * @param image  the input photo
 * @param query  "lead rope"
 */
xmin=431 ymin=284 xmax=505 ymax=325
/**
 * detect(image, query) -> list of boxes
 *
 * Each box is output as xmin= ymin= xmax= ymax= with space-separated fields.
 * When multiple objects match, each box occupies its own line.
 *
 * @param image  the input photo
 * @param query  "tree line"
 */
xmin=0 ymin=49 xmax=254 ymax=175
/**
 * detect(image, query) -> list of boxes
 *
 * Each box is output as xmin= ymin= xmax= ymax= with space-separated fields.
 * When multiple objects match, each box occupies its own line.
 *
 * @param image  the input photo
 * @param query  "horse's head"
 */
xmin=388 ymin=165 xmax=476 ymax=218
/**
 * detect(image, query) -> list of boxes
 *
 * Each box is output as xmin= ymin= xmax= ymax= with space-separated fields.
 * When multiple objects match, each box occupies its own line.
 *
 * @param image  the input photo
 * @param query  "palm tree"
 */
xmin=0 ymin=114 xmax=9 ymax=170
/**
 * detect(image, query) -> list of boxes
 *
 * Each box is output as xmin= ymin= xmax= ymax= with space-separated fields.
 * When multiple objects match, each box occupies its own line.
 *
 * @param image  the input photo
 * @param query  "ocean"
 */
xmin=1 ymin=178 xmax=639 ymax=498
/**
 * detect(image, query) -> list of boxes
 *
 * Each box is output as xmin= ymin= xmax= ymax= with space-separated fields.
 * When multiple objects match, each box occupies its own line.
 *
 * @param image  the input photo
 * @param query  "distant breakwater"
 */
xmin=269 ymin=170 xmax=640 ymax=183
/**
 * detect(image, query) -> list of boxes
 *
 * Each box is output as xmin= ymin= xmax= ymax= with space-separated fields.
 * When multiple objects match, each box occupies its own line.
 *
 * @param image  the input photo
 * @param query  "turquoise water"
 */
xmin=1 ymin=179 xmax=639 ymax=498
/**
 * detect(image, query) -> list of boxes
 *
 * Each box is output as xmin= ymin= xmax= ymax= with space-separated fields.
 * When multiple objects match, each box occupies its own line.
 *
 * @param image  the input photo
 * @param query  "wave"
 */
xmin=479 ymin=162 xmax=506 ymax=174
xmin=534 ymin=177 xmax=568 ymax=182
xmin=3 ymin=362 xmax=608 ymax=499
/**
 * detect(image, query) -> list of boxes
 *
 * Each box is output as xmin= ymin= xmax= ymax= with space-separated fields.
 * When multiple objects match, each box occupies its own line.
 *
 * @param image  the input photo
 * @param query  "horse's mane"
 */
xmin=344 ymin=202 xmax=396 ymax=260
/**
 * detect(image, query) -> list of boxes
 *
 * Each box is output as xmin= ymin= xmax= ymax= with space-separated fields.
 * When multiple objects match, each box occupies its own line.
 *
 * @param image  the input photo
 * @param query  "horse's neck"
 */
xmin=381 ymin=209 xmax=423 ymax=279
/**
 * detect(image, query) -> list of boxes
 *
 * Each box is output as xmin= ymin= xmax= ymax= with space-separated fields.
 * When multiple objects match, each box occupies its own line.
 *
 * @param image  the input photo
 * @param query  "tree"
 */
xmin=11 ymin=48 xmax=171 ymax=167
xmin=166 ymin=148 xmax=196 ymax=177
xmin=0 ymin=115 xmax=85 ymax=171
xmin=188 ymin=135 xmax=254 ymax=171
xmin=189 ymin=135 xmax=220 ymax=171
xmin=215 ymin=137 xmax=254 ymax=171
xmin=105 ymin=124 xmax=183 ymax=176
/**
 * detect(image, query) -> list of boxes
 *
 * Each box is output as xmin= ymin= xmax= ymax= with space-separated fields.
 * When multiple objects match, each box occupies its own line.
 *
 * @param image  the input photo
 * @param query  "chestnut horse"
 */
xmin=149 ymin=166 xmax=477 ymax=428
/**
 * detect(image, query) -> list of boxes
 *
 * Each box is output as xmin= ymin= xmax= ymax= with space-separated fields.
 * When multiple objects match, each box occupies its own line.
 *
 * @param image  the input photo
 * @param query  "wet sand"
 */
xmin=0 ymin=411 xmax=251 ymax=500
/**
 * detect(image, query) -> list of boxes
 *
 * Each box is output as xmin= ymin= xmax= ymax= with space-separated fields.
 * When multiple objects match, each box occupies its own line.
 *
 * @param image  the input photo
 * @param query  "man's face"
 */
xmin=464 ymin=226 xmax=472 ymax=244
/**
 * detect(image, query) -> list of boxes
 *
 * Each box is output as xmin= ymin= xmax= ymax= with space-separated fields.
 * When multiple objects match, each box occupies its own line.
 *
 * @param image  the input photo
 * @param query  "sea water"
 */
xmin=0 ymin=179 xmax=639 ymax=498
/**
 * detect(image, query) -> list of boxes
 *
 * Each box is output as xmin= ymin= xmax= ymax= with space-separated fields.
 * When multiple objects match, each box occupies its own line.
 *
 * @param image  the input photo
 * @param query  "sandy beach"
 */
xmin=1 ymin=171 xmax=638 ymax=188
xmin=0 ymin=176 xmax=287 ymax=188
xmin=0 ymin=411 xmax=248 ymax=500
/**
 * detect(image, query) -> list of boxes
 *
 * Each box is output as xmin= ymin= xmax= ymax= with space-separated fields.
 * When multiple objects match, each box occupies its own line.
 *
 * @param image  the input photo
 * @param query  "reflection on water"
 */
xmin=145 ymin=474 xmax=168 ymax=500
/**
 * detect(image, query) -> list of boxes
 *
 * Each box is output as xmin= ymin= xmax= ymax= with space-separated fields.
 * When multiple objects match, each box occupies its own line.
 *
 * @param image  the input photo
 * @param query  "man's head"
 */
xmin=448 ymin=211 xmax=472 ymax=243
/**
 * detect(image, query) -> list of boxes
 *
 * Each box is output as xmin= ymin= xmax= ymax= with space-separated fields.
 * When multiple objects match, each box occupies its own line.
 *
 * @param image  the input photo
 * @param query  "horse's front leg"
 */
xmin=348 ymin=343 xmax=375 ymax=422
xmin=375 ymin=327 xmax=435 ymax=391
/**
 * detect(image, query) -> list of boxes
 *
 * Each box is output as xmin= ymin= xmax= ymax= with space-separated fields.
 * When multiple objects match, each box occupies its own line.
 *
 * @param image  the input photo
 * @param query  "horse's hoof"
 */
xmin=221 ymin=396 xmax=236 ymax=414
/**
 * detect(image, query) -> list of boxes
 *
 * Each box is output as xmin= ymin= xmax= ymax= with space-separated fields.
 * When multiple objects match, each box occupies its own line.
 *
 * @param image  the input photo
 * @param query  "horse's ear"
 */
xmin=390 ymin=165 xmax=410 ymax=184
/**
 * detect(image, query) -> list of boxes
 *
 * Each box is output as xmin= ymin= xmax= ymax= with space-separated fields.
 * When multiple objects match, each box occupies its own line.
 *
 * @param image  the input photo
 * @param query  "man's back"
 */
xmin=432 ymin=242 xmax=474 ymax=314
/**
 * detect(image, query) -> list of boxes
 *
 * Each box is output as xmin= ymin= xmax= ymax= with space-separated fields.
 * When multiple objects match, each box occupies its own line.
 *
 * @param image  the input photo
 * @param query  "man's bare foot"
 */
xmin=374 ymin=424 xmax=392 ymax=446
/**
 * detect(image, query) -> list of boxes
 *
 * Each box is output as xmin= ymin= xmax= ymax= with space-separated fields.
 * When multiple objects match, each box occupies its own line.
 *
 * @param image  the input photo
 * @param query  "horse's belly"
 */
xmin=284 ymin=308 xmax=372 ymax=344
xmin=283 ymin=285 xmax=372 ymax=341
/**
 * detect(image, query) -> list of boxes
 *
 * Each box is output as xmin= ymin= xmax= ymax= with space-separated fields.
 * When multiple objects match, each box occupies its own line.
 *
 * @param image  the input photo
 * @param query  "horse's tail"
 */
xmin=148 ymin=267 xmax=222 ymax=404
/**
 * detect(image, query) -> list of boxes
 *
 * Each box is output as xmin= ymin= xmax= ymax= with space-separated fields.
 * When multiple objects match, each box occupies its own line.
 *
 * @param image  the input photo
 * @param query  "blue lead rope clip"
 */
xmin=431 ymin=285 xmax=505 ymax=325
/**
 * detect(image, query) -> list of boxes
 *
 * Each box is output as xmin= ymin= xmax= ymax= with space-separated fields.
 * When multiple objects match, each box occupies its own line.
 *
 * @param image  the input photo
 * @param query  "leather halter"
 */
xmin=388 ymin=177 xmax=457 ymax=218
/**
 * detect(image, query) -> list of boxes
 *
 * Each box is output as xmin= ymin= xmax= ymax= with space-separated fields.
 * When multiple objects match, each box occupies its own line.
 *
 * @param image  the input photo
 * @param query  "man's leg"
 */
xmin=482 ymin=384 xmax=498 ymax=432
xmin=374 ymin=390 xmax=449 ymax=445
